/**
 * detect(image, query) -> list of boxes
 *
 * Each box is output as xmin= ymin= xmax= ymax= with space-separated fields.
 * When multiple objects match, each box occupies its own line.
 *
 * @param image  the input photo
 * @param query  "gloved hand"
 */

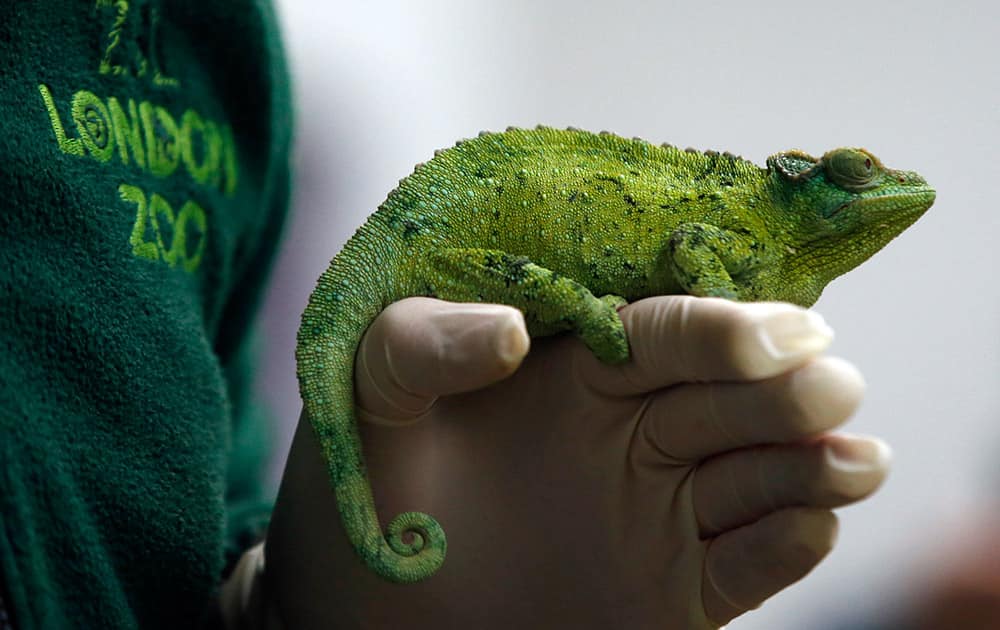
xmin=245 ymin=295 xmax=888 ymax=629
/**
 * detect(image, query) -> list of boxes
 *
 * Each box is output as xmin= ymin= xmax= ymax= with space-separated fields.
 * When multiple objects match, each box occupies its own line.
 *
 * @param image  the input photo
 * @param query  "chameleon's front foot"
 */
xmin=668 ymin=222 xmax=755 ymax=300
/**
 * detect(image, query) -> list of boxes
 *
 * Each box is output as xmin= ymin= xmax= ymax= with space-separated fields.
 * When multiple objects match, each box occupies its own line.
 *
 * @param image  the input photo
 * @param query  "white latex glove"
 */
xmin=250 ymin=295 xmax=888 ymax=629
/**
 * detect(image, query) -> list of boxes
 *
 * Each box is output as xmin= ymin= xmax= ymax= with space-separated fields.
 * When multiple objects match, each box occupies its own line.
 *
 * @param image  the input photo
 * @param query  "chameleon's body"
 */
xmin=295 ymin=126 xmax=935 ymax=583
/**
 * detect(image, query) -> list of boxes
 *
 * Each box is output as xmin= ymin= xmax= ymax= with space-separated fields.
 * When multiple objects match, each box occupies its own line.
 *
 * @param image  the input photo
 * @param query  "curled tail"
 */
xmin=295 ymin=225 xmax=446 ymax=583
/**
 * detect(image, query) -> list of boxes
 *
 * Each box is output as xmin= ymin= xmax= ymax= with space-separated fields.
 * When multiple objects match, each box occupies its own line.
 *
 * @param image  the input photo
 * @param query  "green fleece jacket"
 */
xmin=0 ymin=1 xmax=293 ymax=627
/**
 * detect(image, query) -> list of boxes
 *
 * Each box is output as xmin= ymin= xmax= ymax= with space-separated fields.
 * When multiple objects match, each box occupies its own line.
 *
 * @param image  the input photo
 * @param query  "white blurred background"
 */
xmin=259 ymin=1 xmax=1000 ymax=627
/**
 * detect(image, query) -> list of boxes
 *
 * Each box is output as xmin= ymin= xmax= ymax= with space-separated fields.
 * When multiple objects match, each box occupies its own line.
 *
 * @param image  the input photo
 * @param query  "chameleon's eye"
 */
xmin=824 ymin=148 xmax=880 ymax=191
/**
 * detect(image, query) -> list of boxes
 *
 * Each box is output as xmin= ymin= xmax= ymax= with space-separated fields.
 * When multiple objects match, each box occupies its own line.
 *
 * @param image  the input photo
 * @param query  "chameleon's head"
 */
xmin=766 ymin=147 xmax=935 ymax=305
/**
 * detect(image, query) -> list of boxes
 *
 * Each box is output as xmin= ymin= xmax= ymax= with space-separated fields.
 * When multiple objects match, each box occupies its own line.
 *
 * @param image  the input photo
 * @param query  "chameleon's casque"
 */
xmin=296 ymin=126 xmax=934 ymax=582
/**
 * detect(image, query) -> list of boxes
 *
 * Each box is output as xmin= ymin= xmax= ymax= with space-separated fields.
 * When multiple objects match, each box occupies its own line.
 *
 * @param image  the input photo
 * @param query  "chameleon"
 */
xmin=295 ymin=126 xmax=935 ymax=583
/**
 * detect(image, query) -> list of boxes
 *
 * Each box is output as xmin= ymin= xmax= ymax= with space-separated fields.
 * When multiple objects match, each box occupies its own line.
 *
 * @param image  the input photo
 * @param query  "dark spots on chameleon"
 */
xmin=731 ymin=271 xmax=756 ymax=289
xmin=677 ymin=226 xmax=706 ymax=248
xmin=569 ymin=190 xmax=579 ymax=203
xmin=484 ymin=252 xmax=532 ymax=286
xmin=395 ymin=193 xmax=419 ymax=212
xmin=507 ymin=256 xmax=531 ymax=282
xmin=595 ymin=174 xmax=625 ymax=192
xmin=493 ymin=209 xmax=501 ymax=219
xmin=495 ymin=185 xmax=504 ymax=196
xmin=483 ymin=251 xmax=505 ymax=271
xmin=402 ymin=219 xmax=423 ymax=240
xmin=623 ymin=261 xmax=636 ymax=272
xmin=623 ymin=194 xmax=637 ymax=207
xmin=380 ymin=203 xmax=403 ymax=224
xmin=587 ymin=261 xmax=602 ymax=281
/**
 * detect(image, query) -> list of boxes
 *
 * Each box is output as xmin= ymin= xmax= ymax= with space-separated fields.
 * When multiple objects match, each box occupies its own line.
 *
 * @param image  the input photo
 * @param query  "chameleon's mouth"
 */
xmin=834 ymin=188 xmax=936 ymax=217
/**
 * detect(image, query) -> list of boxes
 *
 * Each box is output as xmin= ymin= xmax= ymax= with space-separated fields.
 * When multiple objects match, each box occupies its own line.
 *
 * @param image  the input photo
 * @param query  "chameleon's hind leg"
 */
xmin=417 ymin=248 xmax=630 ymax=364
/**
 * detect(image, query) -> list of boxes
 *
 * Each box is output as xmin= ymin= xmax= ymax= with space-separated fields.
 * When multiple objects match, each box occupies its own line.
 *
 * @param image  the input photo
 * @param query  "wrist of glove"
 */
xmin=219 ymin=543 xmax=284 ymax=630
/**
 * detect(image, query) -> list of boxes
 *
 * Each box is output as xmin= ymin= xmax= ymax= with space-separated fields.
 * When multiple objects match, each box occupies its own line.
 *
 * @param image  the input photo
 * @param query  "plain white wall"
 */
xmin=259 ymin=1 xmax=1000 ymax=627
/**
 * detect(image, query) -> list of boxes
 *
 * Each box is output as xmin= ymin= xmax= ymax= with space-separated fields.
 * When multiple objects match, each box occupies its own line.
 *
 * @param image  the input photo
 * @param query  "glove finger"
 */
xmin=579 ymin=296 xmax=834 ymax=397
xmin=634 ymin=357 xmax=865 ymax=464
xmin=694 ymin=434 xmax=890 ymax=538
xmin=355 ymin=297 xmax=529 ymax=425
xmin=701 ymin=507 xmax=838 ymax=626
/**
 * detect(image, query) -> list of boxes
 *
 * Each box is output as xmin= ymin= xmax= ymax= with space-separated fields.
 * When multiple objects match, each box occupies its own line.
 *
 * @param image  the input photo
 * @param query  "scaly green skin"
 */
xmin=295 ymin=126 xmax=935 ymax=583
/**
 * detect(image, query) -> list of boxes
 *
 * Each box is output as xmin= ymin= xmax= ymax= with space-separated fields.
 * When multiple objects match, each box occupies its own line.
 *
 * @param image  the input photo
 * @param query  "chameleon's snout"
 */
xmin=891 ymin=168 xmax=929 ymax=187
xmin=881 ymin=168 xmax=936 ymax=208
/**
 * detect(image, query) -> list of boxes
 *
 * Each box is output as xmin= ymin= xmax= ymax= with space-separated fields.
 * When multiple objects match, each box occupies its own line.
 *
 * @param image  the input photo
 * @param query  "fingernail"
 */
xmin=484 ymin=307 xmax=531 ymax=365
xmin=825 ymin=435 xmax=892 ymax=473
xmin=431 ymin=303 xmax=528 ymax=367
xmin=790 ymin=357 xmax=866 ymax=432
xmin=492 ymin=309 xmax=530 ymax=367
xmin=754 ymin=307 xmax=834 ymax=362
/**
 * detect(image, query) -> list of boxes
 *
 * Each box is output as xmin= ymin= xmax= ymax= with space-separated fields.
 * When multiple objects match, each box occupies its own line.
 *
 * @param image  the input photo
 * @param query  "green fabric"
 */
xmin=0 ymin=1 xmax=293 ymax=628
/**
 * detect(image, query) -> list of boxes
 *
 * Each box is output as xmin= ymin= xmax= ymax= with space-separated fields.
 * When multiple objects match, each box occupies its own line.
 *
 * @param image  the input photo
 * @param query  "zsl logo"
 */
xmin=35 ymin=2 xmax=244 ymax=274
xmin=120 ymin=185 xmax=207 ymax=273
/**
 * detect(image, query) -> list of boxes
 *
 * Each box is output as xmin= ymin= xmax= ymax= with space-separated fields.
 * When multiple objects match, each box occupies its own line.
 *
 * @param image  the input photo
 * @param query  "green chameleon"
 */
xmin=295 ymin=126 xmax=935 ymax=583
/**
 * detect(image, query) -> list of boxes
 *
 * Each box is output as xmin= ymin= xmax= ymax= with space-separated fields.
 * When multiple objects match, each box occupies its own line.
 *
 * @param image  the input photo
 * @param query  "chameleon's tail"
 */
xmin=295 ymin=223 xmax=445 ymax=583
